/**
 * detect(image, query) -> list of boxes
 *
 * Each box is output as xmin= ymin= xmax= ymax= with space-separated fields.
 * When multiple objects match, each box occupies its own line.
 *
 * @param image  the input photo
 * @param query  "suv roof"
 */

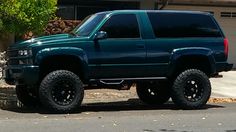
xmin=97 ymin=10 xmax=212 ymax=16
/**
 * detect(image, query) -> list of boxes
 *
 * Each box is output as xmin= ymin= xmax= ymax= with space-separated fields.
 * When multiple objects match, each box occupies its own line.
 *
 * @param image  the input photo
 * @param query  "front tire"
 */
xmin=136 ymin=81 xmax=171 ymax=105
xmin=171 ymin=69 xmax=211 ymax=109
xmin=39 ymin=70 xmax=84 ymax=113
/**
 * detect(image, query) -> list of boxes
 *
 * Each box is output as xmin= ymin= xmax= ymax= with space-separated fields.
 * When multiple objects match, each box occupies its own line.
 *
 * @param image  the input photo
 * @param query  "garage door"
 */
xmin=217 ymin=12 xmax=236 ymax=67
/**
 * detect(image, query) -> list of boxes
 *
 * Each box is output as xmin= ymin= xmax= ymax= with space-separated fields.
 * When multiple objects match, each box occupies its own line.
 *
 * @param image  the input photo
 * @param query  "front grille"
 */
xmin=7 ymin=49 xmax=18 ymax=58
xmin=7 ymin=59 xmax=19 ymax=65
xmin=6 ymin=48 xmax=33 ymax=65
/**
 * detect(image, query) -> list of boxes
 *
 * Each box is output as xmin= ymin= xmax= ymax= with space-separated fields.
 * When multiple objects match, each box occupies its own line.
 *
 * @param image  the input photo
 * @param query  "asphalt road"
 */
xmin=0 ymin=102 xmax=236 ymax=132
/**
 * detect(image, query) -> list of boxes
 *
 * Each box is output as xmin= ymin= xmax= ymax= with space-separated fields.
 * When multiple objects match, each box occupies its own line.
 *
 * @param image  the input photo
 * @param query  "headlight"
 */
xmin=18 ymin=49 xmax=32 ymax=56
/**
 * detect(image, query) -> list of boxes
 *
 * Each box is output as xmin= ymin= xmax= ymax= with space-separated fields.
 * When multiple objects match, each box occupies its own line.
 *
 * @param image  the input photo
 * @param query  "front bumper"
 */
xmin=3 ymin=65 xmax=39 ymax=85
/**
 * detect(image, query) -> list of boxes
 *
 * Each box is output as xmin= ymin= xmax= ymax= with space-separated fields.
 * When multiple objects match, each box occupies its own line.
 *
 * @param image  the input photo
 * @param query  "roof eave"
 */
xmin=164 ymin=0 xmax=236 ymax=7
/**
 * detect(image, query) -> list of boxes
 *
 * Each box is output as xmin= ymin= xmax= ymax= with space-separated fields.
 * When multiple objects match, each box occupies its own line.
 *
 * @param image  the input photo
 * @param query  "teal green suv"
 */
xmin=3 ymin=10 xmax=233 ymax=112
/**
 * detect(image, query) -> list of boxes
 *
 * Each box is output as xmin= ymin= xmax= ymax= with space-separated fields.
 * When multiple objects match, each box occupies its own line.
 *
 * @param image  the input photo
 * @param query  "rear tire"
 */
xmin=39 ymin=70 xmax=84 ymax=113
xmin=136 ymin=81 xmax=171 ymax=105
xmin=171 ymin=69 xmax=211 ymax=109
xmin=16 ymin=85 xmax=40 ymax=107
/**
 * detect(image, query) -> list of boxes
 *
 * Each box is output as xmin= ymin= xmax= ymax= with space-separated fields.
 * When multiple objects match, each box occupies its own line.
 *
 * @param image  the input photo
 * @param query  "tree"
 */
xmin=0 ymin=0 xmax=57 ymax=37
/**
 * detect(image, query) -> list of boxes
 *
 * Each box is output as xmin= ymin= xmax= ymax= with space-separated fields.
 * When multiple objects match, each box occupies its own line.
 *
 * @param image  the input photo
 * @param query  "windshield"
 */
xmin=72 ymin=13 xmax=106 ymax=36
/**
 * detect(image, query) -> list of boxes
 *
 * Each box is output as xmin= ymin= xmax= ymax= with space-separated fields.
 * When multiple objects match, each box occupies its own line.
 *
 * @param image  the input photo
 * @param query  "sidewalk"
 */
xmin=211 ymin=71 xmax=236 ymax=98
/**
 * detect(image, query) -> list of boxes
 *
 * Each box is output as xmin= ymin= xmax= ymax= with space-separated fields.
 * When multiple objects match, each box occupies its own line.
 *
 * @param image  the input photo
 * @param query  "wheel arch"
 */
xmin=168 ymin=47 xmax=216 ymax=77
xmin=35 ymin=47 xmax=89 ymax=82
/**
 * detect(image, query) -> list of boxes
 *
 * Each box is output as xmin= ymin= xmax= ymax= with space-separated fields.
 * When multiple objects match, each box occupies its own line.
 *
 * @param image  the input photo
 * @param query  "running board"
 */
xmin=90 ymin=77 xmax=167 ymax=85
xmin=99 ymin=80 xmax=124 ymax=85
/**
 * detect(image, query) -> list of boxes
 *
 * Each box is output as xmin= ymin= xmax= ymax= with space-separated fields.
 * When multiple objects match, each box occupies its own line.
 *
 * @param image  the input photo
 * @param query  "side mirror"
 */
xmin=94 ymin=31 xmax=107 ymax=40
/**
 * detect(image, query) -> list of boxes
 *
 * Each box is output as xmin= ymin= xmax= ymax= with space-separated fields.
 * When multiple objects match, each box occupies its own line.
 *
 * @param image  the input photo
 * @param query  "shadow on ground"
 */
xmin=80 ymin=99 xmax=224 ymax=113
xmin=0 ymin=87 xmax=225 ymax=114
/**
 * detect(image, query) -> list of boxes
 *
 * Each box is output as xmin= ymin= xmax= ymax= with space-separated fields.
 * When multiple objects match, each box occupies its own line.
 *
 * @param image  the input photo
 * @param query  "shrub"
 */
xmin=0 ymin=0 xmax=57 ymax=37
xmin=22 ymin=19 xmax=81 ymax=40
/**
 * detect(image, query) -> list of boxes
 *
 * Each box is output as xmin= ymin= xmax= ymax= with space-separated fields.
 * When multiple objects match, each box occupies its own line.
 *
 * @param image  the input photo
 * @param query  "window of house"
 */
xmin=57 ymin=0 xmax=76 ymax=5
xmin=56 ymin=6 xmax=76 ymax=20
xmin=99 ymin=14 xmax=140 ymax=38
xmin=77 ymin=1 xmax=139 ymax=20
xmin=221 ymin=12 xmax=236 ymax=18
xmin=147 ymin=13 xmax=221 ymax=38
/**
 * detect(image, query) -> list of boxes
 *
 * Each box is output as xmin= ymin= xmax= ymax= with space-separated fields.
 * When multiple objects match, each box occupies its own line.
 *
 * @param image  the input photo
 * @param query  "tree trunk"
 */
xmin=0 ymin=33 xmax=15 ymax=51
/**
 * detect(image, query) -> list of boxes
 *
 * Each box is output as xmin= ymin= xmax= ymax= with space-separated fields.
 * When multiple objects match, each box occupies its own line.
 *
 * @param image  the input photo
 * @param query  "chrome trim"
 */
xmin=99 ymin=80 xmax=124 ymax=85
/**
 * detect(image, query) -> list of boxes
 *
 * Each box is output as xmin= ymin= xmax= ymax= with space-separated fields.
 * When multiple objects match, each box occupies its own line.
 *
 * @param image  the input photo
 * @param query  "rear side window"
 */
xmin=100 ymin=14 xmax=140 ymax=38
xmin=147 ymin=13 xmax=222 ymax=38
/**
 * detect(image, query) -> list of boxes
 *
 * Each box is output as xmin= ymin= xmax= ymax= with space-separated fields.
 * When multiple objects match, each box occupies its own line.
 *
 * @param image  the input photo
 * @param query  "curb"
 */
xmin=208 ymin=98 xmax=236 ymax=103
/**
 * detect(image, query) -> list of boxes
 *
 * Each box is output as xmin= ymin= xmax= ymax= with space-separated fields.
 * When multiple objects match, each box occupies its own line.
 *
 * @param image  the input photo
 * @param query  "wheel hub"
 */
xmin=184 ymin=78 xmax=204 ymax=102
xmin=51 ymin=80 xmax=76 ymax=106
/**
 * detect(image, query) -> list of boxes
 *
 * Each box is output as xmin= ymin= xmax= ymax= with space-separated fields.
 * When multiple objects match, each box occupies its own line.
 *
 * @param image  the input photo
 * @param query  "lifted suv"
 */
xmin=4 ymin=10 xmax=233 ymax=112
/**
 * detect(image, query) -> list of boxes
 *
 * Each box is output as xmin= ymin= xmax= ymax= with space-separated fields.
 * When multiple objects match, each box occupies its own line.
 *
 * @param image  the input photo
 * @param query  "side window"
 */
xmin=147 ymin=13 xmax=222 ymax=38
xmin=100 ymin=14 xmax=140 ymax=38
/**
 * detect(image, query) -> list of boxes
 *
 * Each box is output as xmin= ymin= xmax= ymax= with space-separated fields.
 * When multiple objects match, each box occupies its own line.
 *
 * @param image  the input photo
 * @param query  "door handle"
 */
xmin=136 ymin=44 xmax=145 ymax=49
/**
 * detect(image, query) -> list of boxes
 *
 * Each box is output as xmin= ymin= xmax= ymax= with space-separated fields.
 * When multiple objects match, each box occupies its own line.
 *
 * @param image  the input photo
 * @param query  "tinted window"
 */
xmin=148 ymin=13 xmax=222 ymax=38
xmin=100 ymin=14 xmax=140 ymax=38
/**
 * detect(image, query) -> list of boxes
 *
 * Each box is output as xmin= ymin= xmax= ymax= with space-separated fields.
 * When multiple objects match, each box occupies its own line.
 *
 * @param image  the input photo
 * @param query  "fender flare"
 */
xmin=35 ymin=47 xmax=89 ymax=79
xmin=168 ymin=47 xmax=216 ymax=76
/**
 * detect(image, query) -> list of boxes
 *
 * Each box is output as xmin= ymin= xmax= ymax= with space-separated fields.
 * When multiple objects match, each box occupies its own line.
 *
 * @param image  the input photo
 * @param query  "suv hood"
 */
xmin=9 ymin=34 xmax=88 ymax=49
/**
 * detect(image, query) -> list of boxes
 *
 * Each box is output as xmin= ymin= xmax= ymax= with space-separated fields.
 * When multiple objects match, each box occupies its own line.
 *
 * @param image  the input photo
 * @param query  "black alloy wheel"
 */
xmin=171 ymin=69 xmax=211 ymax=109
xmin=136 ymin=81 xmax=171 ymax=105
xmin=39 ymin=70 xmax=84 ymax=113
xmin=184 ymin=77 xmax=204 ymax=102
xmin=51 ymin=79 xmax=77 ymax=106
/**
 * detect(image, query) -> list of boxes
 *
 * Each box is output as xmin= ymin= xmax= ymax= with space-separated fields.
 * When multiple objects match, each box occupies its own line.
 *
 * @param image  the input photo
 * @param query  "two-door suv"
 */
xmin=3 ymin=10 xmax=233 ymax=112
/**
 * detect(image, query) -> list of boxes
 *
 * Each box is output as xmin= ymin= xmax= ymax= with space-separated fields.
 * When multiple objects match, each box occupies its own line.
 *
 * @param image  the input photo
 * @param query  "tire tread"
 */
xmin=171 ymin=69 xmax=211 ymax=109
xmin=39 ymin=70 xmax=84 ymax=113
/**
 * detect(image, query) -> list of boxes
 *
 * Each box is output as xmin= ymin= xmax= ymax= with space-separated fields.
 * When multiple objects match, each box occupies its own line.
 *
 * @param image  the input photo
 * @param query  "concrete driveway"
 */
xmin=211 ymin=71 xmax=236 ymax=98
